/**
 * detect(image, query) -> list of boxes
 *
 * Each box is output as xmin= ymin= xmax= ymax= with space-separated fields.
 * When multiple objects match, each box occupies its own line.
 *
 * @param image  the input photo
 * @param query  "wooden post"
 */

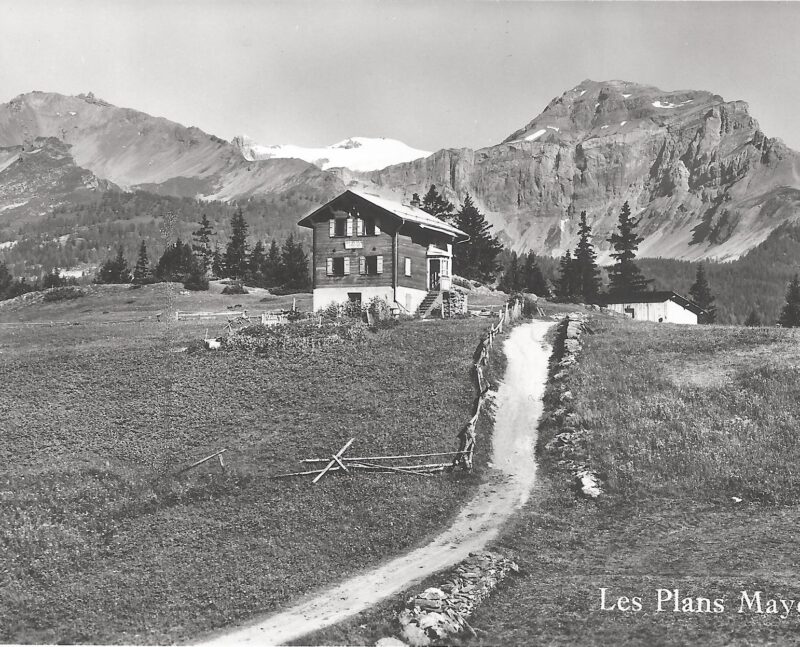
xmin=312 ymin=437 xmax=355 ymax=484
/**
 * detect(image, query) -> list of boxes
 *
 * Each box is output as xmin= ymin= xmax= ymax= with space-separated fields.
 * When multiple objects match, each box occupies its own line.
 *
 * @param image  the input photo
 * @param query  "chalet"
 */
xmin=298 ymin=190 xmax=468 ymax=315
xmin=601 ymin=291 xmax=704 ymax=325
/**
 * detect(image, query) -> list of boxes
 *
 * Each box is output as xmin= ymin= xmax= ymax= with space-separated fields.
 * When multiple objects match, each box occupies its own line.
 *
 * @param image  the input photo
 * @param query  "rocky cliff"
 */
xmin=361 ymin=80 xmax=800 ymax=261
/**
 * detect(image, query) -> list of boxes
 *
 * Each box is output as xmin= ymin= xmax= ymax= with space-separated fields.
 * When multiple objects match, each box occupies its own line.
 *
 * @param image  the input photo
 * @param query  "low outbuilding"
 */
xmin=601 ymin=291 xmax=704 ymax=324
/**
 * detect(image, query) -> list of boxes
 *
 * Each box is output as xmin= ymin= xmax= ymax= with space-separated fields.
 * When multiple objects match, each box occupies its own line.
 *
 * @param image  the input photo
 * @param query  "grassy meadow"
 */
xmin=0 ymin=285 xmax=497 ymax=644
xmin=301 ymin=314 xmax=800 ymax=646
xmin=462 ymin=317 xmax=800 ymax=645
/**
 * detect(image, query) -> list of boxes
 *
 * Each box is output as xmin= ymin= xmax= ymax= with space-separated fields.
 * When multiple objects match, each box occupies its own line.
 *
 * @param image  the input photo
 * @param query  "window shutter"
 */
xmin=359 ymin=256 xmax=366 ymax=275
xmin=374 ymin=222 xmax=381 ymax=235
xmin=343 ymin=257 xmax=351 ymax=275
xmin=357 ymin=218 xmax=364 ymax=236
xmin=326 ymin=257 xmax=333 ymax=276
xmin=377 ymin=255 xmax=384 ymax=274
xmin=329 ymin=219 xmax=335 ymax=237
xmin=346 ymin=217 xmax=353 ymax=237
xmin=404 ymin=257 xmax=411 ymax=276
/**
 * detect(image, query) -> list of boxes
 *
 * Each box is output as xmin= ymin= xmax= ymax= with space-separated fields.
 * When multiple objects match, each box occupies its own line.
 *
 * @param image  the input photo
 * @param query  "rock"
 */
xmin=376 ymin=638 xmax=409 ymax=647
xmin=400 ymin=622 xmax=431 ymax=647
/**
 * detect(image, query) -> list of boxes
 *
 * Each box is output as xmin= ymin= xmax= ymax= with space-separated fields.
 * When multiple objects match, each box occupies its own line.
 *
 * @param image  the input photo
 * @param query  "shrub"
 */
xmin=270 ymin=285 xmax=312 ymax=296
xmin=317 ymin=300 xmax=365 ymax=322
xmin=183 ymin=270 xmax=209 ymax=292
xmin=43 ymin=287 xmax=85 ymax=302
xmin=221 ymin=282 xmax=248 ymax=295
xmin=366 ymin=296 xmax=393 ymax=322
xmin=221 ymin=320 xmax=370 ymax=353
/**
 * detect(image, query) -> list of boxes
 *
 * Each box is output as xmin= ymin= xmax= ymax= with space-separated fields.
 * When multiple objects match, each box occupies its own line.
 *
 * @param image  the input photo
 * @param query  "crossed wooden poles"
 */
xmin=272 ymin=437 xmax=469 ymax=483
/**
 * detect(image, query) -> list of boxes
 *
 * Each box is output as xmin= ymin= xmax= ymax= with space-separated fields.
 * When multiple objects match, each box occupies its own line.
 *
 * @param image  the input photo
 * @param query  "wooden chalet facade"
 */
xmin=298 ymin=190 xmax=468 ymax=314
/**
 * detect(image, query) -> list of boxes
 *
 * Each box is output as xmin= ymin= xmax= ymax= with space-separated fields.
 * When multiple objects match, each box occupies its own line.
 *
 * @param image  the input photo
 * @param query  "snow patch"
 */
xmin=652 ymin=99 xmax=695 ymax=109
xmin=601 ymin=125 xmax=609 ymax=129
xmin=546 ymin=126 xmax=560 ymax=132
xmin=622 ymin=94 xmax=631 ymax=98
xmin=68 ymin=111 xmax=77 ymax=116
xmin=579 ymin=90 xmax=586 ymax=97
xmin=0 ymin=201 xmax=27 ymax=213
xmin=594 ymin=102 xmax=600 ymax=108
xmin=234 ymin=135 xmax=431 ymax=172
xmin=524 ymin=129 xmax=547 ymax=142
xmin=620 ymin=121 xmax=627 ymax=126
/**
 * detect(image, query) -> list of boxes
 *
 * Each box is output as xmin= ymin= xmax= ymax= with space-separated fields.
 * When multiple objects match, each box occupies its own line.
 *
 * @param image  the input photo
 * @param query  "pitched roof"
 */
xmin=601 ymin=290 xmax=705 ymax=315
xmin=298 ymin=189 xmax=469 ymax=241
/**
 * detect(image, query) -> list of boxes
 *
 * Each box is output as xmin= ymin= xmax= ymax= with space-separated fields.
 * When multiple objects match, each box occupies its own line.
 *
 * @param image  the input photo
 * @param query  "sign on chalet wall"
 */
xmin=344 ymin=240 xmax=364 ymax=249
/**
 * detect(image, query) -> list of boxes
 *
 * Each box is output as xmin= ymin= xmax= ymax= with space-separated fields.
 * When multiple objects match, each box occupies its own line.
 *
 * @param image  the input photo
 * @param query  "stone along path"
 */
xmin=193 ymin=320 xmax=554 ymax=646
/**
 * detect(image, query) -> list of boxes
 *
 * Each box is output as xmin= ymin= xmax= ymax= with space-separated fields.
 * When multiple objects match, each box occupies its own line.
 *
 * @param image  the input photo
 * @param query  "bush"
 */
xmin=221 ymin=282 xmax=248 ymax=295
xmin=366 ymin=296 xmax=393 ymax=322
xmin=183 ymin=271 xmax=209 ymax=292
xmin=270 ymin=285 xmax=312 ymax=296
xmin=222 ymin=320 xmax=370 ymax=353
xmin=42 ymin=287 xmax=85 ymax=302
xmin=317 ymin=300 xmax=365 ymax=322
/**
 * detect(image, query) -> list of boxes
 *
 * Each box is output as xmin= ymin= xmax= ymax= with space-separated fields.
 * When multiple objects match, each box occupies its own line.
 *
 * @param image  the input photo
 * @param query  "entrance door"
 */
xmin=428 ymin=259 xmax=441 ymax=290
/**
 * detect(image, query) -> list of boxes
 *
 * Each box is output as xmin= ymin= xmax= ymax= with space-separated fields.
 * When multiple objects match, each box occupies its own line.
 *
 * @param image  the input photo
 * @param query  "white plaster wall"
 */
xmin=607 ymin=300 xmax=697 ymax=324
xmin=313 ymin=286 xmax=394 ymax=312
xmin=396 ymin=286 xmax=428 ymax=314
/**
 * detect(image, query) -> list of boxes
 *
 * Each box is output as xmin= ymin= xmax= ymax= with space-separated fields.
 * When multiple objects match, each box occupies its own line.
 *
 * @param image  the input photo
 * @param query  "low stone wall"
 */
xmin=544 ymin=313 xmax=603 ymax=499
xmin=393 ymin=551 xmax=519 ymax=646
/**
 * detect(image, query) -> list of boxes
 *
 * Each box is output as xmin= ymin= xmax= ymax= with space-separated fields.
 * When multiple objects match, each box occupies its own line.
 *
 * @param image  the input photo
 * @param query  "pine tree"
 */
xmin=779 ymin=274 xmax=800 ymax=327
xmin=263 ymin=239 xmax=282 ymax=287
xmin=573 ymin=211 xmax=601 ymax=303
xmin=607 ymin=201 xmax=651 ymax=298
xmin=191 ymin=214 xmax=215 ymax=274
xmin=555 ymin=250 xmax=580 ymax=300
xmin=132 ymin=241 xmax=152 ymax=285
xmin=744 ymin=309 xmax=762 ymax=327
xmin=420 ymin=185 xmax=455 ymax=222
xmin=96 ymin=246 xmax=132 ymax=284
xmin=211 ymin=244 xmax=225 ymax=278
xmin=224 ymin=207 xmax=249 ymax=279
xmin=281 ymin=234 xmax=311 ymax=290
xmin=689 ymin=263 xmax=717 ymax=323
xmin=155 ymin=239 xmax=194 ymax=282
xmin=452 ymin=194 xmax=503 ymax=283
xmin=521 ymin=252 xmax=549 ymax=296
xmin=499 ymin=251 xmax=522 ymax=293
xmin=249 ymin=240 xmax=267 ymax=284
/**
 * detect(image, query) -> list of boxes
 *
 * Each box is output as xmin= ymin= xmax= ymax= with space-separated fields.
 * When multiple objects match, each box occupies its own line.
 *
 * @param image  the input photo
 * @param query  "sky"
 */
xmin=1 ymin=0 xmax=799 ymax=151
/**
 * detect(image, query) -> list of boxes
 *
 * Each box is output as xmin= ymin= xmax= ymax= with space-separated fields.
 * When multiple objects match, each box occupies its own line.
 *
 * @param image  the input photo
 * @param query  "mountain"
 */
xmin=232 ymin=135 xmax=431 ymax=172
xmin=360 ymin=80 xmax=800 ymax=262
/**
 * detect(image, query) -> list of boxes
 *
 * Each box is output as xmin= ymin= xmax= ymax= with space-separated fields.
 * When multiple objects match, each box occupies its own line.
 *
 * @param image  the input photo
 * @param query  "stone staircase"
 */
xmin=417 ymin=290 xmax=442 ymax=318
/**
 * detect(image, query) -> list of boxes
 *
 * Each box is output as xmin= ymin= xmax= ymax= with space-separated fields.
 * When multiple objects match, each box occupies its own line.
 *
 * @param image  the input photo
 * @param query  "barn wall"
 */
xmin=607 ymin=300 xmax=697 ymax=324
xmin=666 ymin=300 xmax=699 ymax=324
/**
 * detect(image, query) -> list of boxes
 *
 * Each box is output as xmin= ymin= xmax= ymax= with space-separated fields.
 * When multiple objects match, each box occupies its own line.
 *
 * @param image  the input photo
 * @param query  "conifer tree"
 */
xmin=263 ymin=239 xmax=282 ymax=287
xmin=211 ymin=245 xmax=225 ymax=278
xmin=132 ymin=240 xmax=152 ymax=285
xmin=191 ymin=214 xmax=215 ymax=273
xmin=96 ymin=246 xmax=132 ymax=284
xmin=249 ymin=240 xmax=267 ymax=283
xmin=555 ymin=250 xmax=579 ymax=300
xmin=522 ymin=251 xmax=549 ymax=296
xmin=281 ymin=234 xmax=310 ymax=289
xmin=499 ymin=251 xmax=522 ymax=293
xmin=224 ymin=207 xmax=249 ymax=279
xmin=573 ymin=211 xmax=601 ymax=302
xmin=420 ymin=185 xmax=455 ymax=222
xmin=779 ymin=274 xmax=800 ymax=327
xmin=452 ymin=194 xmax=503 ymax=283
xmin=689 ymin=263 xmax=717 ymax=323
xmin=607 ymin=201 xmax=651 ymax=298
xmin=155 ymin=239 xmax=194 ymax=282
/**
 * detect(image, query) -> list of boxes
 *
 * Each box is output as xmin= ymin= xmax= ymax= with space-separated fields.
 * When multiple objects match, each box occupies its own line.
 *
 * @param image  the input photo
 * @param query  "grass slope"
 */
xmin=463 ymin=317 xmax=800 ymax=645
xmin=0 ymin=290 xmax=494 ymax=644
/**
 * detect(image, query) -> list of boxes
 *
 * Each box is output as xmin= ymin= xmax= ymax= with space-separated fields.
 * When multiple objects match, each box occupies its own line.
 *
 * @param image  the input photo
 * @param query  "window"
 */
xmin=326 ymin=257 xmax=350 ymax=276
xmin=329 ymin=217 xmax=352 ymax=237
xmin=363 ymin=217 xmax=381 ymax=236
xmin=404 ymin=257 xmax=411 ymax=276
xmin=359 ymin=255 xmax=384 ymax=275
xmin=348 ymin=292 xmax=362 ymax=308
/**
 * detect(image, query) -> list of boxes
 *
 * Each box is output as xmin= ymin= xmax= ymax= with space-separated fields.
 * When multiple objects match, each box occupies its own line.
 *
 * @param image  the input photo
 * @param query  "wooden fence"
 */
xmin=452 ymin=296 xmax=524 ymax=470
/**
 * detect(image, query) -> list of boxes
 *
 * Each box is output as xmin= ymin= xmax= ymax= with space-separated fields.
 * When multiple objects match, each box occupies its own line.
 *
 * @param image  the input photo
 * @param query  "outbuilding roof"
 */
xmin=298 ymin=189 xmax=469 ymax=241
xmin=601 ymin=290 xmax=705 ymax=315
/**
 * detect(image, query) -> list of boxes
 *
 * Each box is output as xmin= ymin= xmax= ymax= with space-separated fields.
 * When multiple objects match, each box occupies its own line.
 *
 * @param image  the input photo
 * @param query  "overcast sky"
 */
xmin=2 ymin=0 xmax=799 ymax=151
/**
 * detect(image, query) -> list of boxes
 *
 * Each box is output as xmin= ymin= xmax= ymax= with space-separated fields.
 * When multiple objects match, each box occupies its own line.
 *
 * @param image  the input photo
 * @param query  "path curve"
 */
xmin=194 ymin=320 xmax=554 ymax=646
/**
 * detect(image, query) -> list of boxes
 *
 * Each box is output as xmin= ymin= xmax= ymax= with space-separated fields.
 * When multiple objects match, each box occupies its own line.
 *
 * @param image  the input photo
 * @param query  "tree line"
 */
xmin=95 ymin=208 xmax=311 ymax=292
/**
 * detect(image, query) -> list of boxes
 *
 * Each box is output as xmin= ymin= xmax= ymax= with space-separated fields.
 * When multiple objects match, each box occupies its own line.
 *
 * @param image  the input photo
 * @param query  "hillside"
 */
xmin=361 ymin=80 xmax=800 ymax=262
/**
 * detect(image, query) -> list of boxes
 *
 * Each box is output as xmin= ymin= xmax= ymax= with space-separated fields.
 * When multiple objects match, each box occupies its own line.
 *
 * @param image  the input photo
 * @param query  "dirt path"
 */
xmin=194 ymin=320 xmax=554 ymax=646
